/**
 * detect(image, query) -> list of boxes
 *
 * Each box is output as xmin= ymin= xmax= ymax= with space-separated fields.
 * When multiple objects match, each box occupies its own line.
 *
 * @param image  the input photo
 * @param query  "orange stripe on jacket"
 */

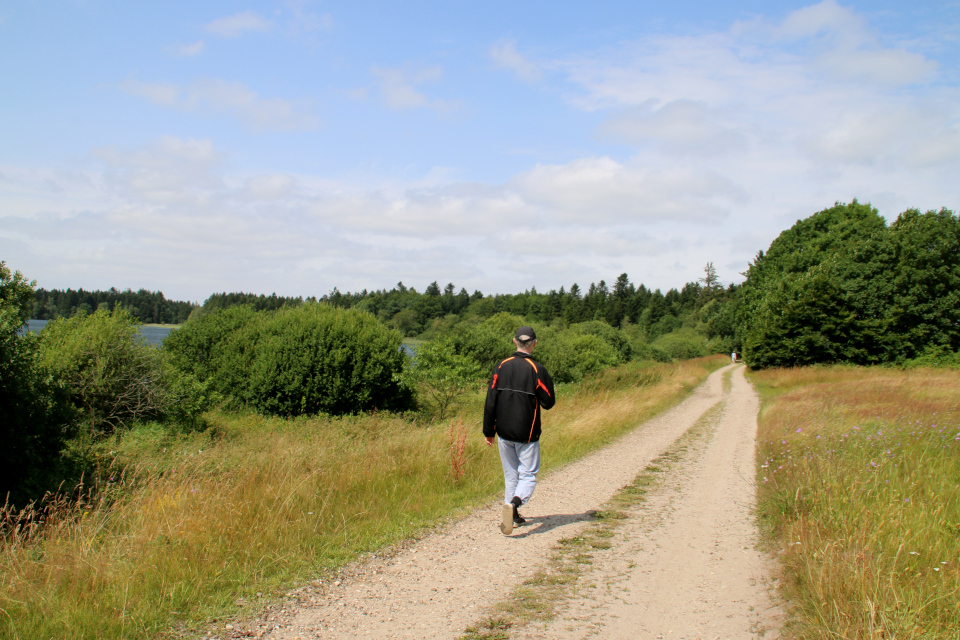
xmin=490 ymin=357 xmax=516 ymax=389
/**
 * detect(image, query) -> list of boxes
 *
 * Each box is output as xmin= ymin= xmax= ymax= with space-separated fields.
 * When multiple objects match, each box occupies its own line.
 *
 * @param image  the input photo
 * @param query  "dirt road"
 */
xmin=257 ymin=363 xmax=783 ymax=640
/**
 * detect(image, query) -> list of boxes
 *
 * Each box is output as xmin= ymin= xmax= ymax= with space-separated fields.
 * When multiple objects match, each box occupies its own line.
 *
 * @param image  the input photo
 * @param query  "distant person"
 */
xmin=732 ymin=352 xmax=737 ymax=363
xmin=483 ymin=326 xmax=556 ymax=535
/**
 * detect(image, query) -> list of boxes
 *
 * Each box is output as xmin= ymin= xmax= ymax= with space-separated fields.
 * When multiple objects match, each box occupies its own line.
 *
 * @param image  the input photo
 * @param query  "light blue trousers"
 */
xmin=497 ymin=439 xmax=541 ymax=506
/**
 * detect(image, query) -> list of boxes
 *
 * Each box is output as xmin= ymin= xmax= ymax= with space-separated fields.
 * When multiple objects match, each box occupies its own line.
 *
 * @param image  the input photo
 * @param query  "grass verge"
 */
xmin=459 ymin=401 xmax=725 ymax=639
xmin=0 ymin=355 xmax=726 ymax=640
xmin=750 ymin=365 xmax=960 ymax=639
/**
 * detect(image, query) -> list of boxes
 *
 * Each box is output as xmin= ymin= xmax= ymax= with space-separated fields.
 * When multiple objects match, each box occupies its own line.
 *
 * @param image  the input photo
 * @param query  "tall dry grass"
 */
xmin=0 ymin=355 xmax=726 ymax=639
xmin=751 ymin=366 xmax=960 ymax=639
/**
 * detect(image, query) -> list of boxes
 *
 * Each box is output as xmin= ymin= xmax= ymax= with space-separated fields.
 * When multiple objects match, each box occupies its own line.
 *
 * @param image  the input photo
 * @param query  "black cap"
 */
xmin=515 ymin=326 xmax=537 ymax=342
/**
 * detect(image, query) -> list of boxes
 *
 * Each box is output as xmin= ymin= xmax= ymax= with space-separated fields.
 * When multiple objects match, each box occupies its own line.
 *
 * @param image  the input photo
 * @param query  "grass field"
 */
xmin=0 ymin=355 xmax=726 ymax=640
xmin=751 ymin=366 xmax=960 ymax=639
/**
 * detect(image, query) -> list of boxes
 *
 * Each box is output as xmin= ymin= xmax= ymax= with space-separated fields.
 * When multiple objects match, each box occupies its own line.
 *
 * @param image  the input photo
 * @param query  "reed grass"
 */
xmin=751 ymin=366 xmax=960 ymax=639
xmin=0 ymin=355 xmax=725 ymax=640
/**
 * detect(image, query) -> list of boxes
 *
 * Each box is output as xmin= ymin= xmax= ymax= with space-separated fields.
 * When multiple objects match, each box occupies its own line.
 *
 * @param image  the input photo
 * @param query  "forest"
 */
xmin=31 ymin=287 xmax=196 ymax=324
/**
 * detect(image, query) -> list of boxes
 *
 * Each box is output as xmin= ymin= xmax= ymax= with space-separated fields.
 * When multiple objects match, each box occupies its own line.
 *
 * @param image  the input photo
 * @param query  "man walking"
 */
xmin=483 ymin=326 xmax=556 ymax=535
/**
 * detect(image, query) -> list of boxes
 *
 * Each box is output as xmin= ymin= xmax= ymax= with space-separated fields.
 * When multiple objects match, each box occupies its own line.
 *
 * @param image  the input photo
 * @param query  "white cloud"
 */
xmin=817 ymin=48 xmax=937 ymax=85
xmin=597 ymin=100 xmax=746 ymax=155
xmin=489 ymin=39 xmax=541 ymax=82
xmin=489 ymin=227 xmax=666 ymax=258
xmin=775 ymin=0 xmax=866 ymax=43
xmin=120 ymin=78 xmax=181 ymax=106
xmin=205 ymin=11 xmax=272 ymax=38
xmin=284 ymin=0 xmax=333 ymax=33
xmin=165 ymin=40 xmax=205 ymax=57
xmin=808 ymin=105 xmax=960 ymax=167
xmin=92 ymin=136 xmax=224 ymax=204
xmin=246 ymin=174 xmax=297 ymax=199
xmin=370 ymin=66 xmax=459 ymax=112
xmin=118 ymin=77 xmax=321 ymax=132
xmin=739 ymin=0 xmax=938 ymax=86
xmin=512 ymin=157 xmax=744 ymax=223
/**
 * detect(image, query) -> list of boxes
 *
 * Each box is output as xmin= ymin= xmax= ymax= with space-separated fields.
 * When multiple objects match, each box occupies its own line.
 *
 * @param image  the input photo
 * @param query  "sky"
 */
xmin=1 ymin=0 xmax=959 ymax=303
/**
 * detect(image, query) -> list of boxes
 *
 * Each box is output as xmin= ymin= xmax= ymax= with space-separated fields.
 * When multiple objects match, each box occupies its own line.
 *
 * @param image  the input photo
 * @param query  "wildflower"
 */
xmin=796 ymin=428 xmax=802 ymax=433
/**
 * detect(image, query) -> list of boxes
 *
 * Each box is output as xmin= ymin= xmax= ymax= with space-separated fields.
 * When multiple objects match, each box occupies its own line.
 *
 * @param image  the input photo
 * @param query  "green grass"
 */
xmin=750 ymin=366 xmax=960 ymax=640
xmin=0 ymin=355 xmax=726 ymax=640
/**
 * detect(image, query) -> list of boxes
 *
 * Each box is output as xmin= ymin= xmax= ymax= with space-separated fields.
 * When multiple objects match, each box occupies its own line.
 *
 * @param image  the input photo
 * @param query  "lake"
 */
xmin=25 ymin=319 xmax=176 ymax=347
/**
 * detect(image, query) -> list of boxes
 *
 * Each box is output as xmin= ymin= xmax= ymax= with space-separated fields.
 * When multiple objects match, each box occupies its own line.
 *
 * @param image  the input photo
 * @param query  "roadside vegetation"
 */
xmin=752 ymin=366 xmax=960 ymax=639
xmin=0 ymin=343 xmax=725 ymax=639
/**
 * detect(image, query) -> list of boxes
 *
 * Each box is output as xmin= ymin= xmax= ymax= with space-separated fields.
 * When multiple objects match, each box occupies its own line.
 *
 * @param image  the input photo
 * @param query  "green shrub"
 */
xmin=0 ymin=262 xmax=73 ymax=506
xmin=629 ymin=340 xmax=672 ymax=363
xmin=570 ymin=320 xmax=632 ymax=362
xmin=245 ymin=304 xmax=413 ymax=416
xmin=403 ymin=337 xmax=483 ymax=419
xmin=39 ymin=308 xmax=209 ymax=436
xmin=651 ymin=327 xmax=709 ymax=361
xmin=164 ymin=305 xmax=261 ymax=390
xmin=165 ymin=303 xmax=414 ymax=416
xmin=448 ymin=312 xmax=522 ymax=371
xmin=534 ymin=327 xmax=620 ymax=383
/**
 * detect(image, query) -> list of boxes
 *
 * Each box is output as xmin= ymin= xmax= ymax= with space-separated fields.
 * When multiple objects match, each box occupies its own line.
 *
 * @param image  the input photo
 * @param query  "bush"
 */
xmin=570 ymin=320 xmax=632 ymax=362
xmin=39 ymin=308 xmax=209 ymax=436
xmin=534 ymin=327 xmax=620 ymax=383
xmin=403 ymin=337 xmax=483 ymax=420
xmin=0 ymin=262 xmax=73 ymax=506
xmin=448 ymin=312 xmax=523 ymax=372
xmin=651 ymin=327 xmax=710 ymax=361
xmin=165 ymin=303 xmax=414 ymax=417
xmin=163 ymin=305 xmax=262 ymax=392
xmin=629 ymin=341 xmax=672 ymax=363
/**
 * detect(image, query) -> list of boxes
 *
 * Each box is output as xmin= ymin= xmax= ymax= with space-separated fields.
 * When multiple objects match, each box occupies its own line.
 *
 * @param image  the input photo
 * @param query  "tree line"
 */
xmin=31 ymin=287 xmax=197 ymax=324
xmin=218 ymin=272 xmax=736 ymax=345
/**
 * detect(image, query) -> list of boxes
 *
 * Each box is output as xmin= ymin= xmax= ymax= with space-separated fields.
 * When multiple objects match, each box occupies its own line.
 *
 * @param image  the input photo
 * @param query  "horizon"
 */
xmin=27 ymin=267 xmax=722 ymax=307
xmin=2 ymin=0 xmax=958 ymax=301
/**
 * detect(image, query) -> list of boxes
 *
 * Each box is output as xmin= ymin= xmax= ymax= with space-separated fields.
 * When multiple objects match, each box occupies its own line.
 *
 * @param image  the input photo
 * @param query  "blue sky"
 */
xmin=2 ymin=0 xmax=958 ymax=302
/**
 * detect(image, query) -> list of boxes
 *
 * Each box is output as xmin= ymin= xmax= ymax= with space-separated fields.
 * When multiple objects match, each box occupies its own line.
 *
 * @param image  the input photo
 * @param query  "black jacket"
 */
xmin=483 ymin=351 xmax=556 ymax=443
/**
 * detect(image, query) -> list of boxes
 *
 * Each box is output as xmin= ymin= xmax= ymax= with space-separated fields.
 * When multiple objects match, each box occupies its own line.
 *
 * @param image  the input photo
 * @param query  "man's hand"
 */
xmin=485 ymin=436 xmax=495 ymax=447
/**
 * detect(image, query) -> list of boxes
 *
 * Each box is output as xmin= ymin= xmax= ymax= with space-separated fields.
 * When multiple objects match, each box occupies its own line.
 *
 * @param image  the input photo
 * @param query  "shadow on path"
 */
xmin=508 ymin=511 xmax=598 ymax=538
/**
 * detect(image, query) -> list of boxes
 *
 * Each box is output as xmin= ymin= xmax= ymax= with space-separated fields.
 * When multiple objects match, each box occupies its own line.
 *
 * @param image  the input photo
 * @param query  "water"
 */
xmin=25 ymin=319 xmax=176 ymax=347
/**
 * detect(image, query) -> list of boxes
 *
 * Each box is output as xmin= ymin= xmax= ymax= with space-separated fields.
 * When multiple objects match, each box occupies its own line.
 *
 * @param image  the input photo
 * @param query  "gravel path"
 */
xmin=253 ymin=363 xmax=783 ymax=640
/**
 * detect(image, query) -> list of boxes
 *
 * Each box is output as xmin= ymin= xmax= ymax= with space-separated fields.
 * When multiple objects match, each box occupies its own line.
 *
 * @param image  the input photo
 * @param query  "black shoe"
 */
xmin=511 ymin=496 xmax=525 ymax=525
